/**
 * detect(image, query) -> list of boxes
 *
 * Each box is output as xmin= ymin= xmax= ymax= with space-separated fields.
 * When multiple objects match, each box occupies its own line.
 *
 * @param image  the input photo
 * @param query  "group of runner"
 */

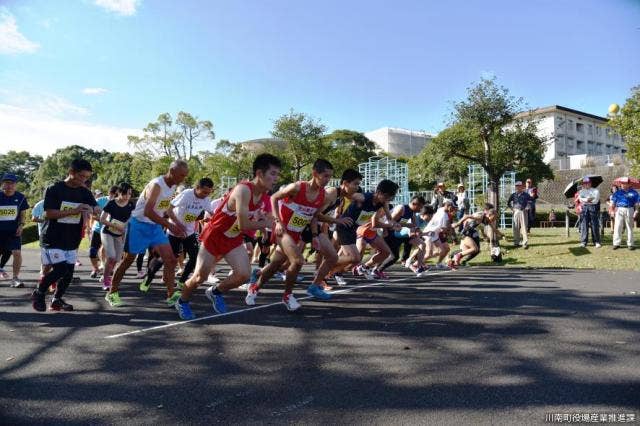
xmin=27 ymin=154 xmax=499 ymax=320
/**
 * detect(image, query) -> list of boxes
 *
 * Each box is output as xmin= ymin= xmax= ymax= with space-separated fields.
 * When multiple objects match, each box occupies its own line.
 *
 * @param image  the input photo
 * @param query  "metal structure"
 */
xmin=359 ymin=156 xmax=409 ymax=204
xmin=219 ymin=176 xmax=238 ymax=197
xmin=466 ymin=164 xmax=516 ymax=229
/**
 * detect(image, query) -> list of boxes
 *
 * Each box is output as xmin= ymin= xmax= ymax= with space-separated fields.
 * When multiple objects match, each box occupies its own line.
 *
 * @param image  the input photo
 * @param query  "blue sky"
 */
xmin=1 ymin=0 xmax=639 ymax=155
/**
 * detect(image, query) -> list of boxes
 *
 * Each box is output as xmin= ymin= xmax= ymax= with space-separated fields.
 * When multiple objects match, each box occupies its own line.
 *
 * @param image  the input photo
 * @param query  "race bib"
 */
xmin=223 ymin=219 xmax=241 ymax=238
xmin=287 ymin=211 xmax=313 ymax=232
xmin=355 ymin=210 xmax=375 ymax=226
xmin=108 ymin=218 xmax=125 ymax=236
xmin=157 ymin=199 xmax=171 ymax=210
xmin=58 ymin=201 xmax=81 ymax=224
xmin=184 ymin=212 xmax=198 ymax=223
xmin=0 ymin=205 xmax=18 ymax=221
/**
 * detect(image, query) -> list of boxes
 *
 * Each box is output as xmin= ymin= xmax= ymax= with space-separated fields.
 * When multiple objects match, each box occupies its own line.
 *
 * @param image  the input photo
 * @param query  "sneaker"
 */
xmin=176 ymin=281 xmax=185 ymax=290
xmin=176 ymin=268 xmax=184 ymax=277
xmin=0 ymin=269 xmax=9 ymax=280
xmin=372 ymin=269 xmax=388 ymax=280
xmin=139 ymin=278 xmax=151 ymax=293
xmin=319 ymin=280 xmax=333 ymax=291
xmin=415 ymin=266 xmax=429 ymax=278
xmin=75 ymin=259 xmax=82 ymax=267
xmin=89 ymin=270 xmax=100 ymax=279
xmin=334 ymin=274 xmax=347 ymax=286
xmin=31 ymin=289 xmax=46 ymax=312
xmin=165 ymin=291 xmax=181 ymax=307
xmin=579 ymin=243 xmax=586 ymax=248
xmin=101 ymin=277 xmax=112 ymax=291
xmin=10 ymin=277 xmax=24 ymax=288
xmin=283 ymin=293 xmax=301 ymax=311
xmin=595 ymin=243 xmax=602 ymax=248
xmin=357 ymin=264 xmax=375 ymax=280
xmin=105 ymin=291 xmax=123 ymax=307
xmin=245 ymin=284 xmax=259 ymax=306
xmin=175 ymin=299 xmax=195 ymax=320
xmin=50 ymin=298 xmax=74 ymax=311
xmin=136 ymin=270 xmax=146 ymax=279
xmin=306 ymin=283 xmax=331 ymax=300
xmin=523 ymin=243 xmax=529 ymax=250
xmin=435 ymin=263 xmax=449 ymax=270
xmin=205 ymin=286 xmax=227 ymax=314
xmin=404 ymin=259 xmax=413 ymax=269
xmin=352 ymin=265 xmax=362 ymax=276
xmin=206 ymin=274 xmax=220 ymax=284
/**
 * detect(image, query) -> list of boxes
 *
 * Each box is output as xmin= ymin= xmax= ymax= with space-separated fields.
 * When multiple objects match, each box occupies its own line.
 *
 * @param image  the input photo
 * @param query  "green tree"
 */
xmin=0 ymin=151 xmax=43 ymax=193
xmin=426 ymin=78 xmax=553 ymax=209
xmin=176 ymin=111 xmax=215 ymax=159
xmin=323 ymin=129 xmax=377 ymax=174
xmin=408 ymin=139 xmax=468 ymax=190
xmin=271 ymin=109 xmax=327 ymax=180
xmin=608 ymin=85 xmax=640 ymax=174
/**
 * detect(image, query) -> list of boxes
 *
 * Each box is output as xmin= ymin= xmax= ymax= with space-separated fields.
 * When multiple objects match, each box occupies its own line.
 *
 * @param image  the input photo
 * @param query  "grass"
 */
xmin=24 ymin=228 xmax=640 ymax=271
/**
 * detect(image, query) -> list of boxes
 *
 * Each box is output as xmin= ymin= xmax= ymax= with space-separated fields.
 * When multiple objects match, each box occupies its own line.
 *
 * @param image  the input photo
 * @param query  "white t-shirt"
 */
xmin=423 ymin=207 xmax=451 ymax=242
xmin=168 ymin=189 xmax=213 ymax=236
xmin=132 ymin=176 xmax=176 ymax=224
xmin=205 ymin=196 xmax=225 ymax=220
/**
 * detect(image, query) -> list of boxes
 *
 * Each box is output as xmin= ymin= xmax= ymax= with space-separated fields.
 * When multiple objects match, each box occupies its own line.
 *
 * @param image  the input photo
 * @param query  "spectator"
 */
xmin=548 ymin=209 xmax=557 ymax=222
xmin=507 ymin=181 xmax=532 ymax=249
xmin=611 ymin=178 xmax=639 ymax=250
xmin=606 ymin=185 xmax=618 ymax=232
xmin=455 ymin=183 xmax=470 ymax=220
xmin=0 ymin=173 xmax=29 ymax=287
xmin=430 ymin=182 xmax=456 ymax=209
xmin=577 ymin=177 xmax=601 ymax=248
xmin=525 ymin=178 xmax=538 ymax=232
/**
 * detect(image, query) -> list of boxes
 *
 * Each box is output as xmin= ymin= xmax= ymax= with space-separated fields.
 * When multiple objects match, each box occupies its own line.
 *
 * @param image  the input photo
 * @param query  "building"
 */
xmin=239 ymin=138 xmax=285 ymax=152
xmin=364 ymin=127 xmax=433 ymax=157
xmin=517 ymin=105 xmax=626 ymax=166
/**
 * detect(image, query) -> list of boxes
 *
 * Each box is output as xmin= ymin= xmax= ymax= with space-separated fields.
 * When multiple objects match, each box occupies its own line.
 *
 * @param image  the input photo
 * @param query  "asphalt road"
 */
xmin=1 ymin=248 xmax=639 ymax=425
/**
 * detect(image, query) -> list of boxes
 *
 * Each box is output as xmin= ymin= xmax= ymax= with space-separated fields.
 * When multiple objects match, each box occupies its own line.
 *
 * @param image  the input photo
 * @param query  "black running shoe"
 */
xmin=31 ymin=290 xmax=46 ymax=312
xmin=50 ymin=298 xmax=74 ymax=311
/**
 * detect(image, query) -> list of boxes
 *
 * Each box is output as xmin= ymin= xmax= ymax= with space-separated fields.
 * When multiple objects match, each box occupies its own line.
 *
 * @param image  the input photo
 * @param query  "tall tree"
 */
xmin=0 ymin=151 xmax=43 ymax=192
xmin=176 ymin=111 xmax=215 ymax=159
xmin=323 ymin=129 xmax=377 ymax=174
xmin=271 ymin=109 xmax=327 ymax=181
xmin=426 ymin=78 xmax=553 ymax=209
xmin=608 ymin=85 xmax=640 ymax=174
xmin=408 ymin=140 xmax=468 ymax=190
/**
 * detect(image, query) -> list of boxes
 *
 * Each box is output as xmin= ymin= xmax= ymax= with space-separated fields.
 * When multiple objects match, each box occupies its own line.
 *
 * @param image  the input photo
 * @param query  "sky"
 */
xmin=1 ymin=0 xmax=639 ymax=156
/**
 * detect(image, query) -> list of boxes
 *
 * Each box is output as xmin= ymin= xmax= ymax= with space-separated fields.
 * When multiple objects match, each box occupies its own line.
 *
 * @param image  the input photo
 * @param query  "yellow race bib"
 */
xmin=58 ymin=201 xmax=81 ymax=224
xmin=0 ymin=205 xmax=18 ymax=221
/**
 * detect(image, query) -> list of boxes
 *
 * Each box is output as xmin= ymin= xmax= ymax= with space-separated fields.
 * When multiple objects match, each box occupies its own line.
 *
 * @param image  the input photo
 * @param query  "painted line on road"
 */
xmin=105 ymin=269 xmax=456 ymax=339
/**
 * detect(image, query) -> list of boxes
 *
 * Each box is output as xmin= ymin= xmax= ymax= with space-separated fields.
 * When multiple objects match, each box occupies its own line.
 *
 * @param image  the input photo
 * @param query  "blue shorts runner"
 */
xmin=124 ymin=217 xmax=169 ymax=254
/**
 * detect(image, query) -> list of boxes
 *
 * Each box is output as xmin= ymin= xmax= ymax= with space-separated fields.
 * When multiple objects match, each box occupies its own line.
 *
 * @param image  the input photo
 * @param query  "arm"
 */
xmin=142 ymin=184 xmax=171 ymax=227
xmin=233 ymin=185 xmax=270 ymax=232
xmin=15 ymin=210 xmax=26 ymax=237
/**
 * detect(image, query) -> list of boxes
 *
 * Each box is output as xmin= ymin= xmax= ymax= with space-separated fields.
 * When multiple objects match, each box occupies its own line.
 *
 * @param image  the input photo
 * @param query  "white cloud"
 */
xmin=83 ymin=87 xmax=108 ymax=95
xmin=0 ymin=10 xmax=39 ymax=54
xmin=0 ymin=89 xmax=89 ymax=118
xmin=0 ymin=104 xmax=140 ymax=157
xmin=94 ymin=0 xmax=140 ymax=16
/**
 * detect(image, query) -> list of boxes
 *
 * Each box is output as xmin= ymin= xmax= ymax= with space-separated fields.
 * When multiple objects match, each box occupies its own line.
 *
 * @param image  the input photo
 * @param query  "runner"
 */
xmin=404 ymin=204 xmax=435 ymax=270
xmin=450 ymin=208 xmax=498 ymax=267
xmin=99 ymin=183 xmax=135 ymax=291
xmin=88 ymin=186 xmax=117 ymax=279
xmin=31 ymin=159 xmax=99 ymax=312
xmin=30 ymin=198 xmax=53 ymax=280
xmin=245 ymin=159 xmax=334 ymax=310
xmin=174 ymin=153 xmax=281 ymax=320
xmin=330 ymin=179 xmax=400 ymax=283
xmin=0 ymin=173 xmax=29 ymax=287
xmin=422 ymin=199 xmax=457 ymax=269
xmin=104 ymin=160 xmax=189 ymax=307
xmin=139 ymin=177 xmax=214 ymax=292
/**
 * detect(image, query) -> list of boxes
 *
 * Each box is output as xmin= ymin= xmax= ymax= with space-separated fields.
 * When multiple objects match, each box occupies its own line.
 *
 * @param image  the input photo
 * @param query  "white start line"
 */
xmin=105 ymin=269 xmax=457 ymax=339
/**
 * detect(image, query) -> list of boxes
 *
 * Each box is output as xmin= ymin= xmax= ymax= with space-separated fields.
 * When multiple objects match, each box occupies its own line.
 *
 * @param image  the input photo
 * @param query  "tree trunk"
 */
xmin=488 ymin=175 xmax=500 ymax=215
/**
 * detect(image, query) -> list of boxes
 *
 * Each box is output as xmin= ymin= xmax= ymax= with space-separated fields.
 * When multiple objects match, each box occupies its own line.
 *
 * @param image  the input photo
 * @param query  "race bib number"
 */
xmin=157 ymin=199 xmax=171 ymax=211
xmin=287 ymin=212 xmax=312 ymax=232
xmin=58 ymin=201 xmax=81 ymax=224
xmin=184 ymin=213 xmax=197 ymax=223
xmin=355 ymin=210 xmax=375 ymax=226
xmin=0 ymin=205 xmax=18 ymax=221
xmin=108 ymin=218 xmax=125 ymax=236
xmin=223 ymin=220 xmax=241 ymax=238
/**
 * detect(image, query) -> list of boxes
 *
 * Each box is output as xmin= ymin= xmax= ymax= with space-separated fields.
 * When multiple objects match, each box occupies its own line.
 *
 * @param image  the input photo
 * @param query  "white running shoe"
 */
xmin=404 ymin=259 xmax=413 ymax=269
xmin=283 ymin=293 xmax=301 ymax=311
xmin=358 ymin=265 xmax=375 ymax=280
xmin=334 ymin=274 xmax=347 ymax=286
xmin=595 ymin=243 xmax=602 ymax=248
xmin=245 ymin=285 xmax=258 ymax=306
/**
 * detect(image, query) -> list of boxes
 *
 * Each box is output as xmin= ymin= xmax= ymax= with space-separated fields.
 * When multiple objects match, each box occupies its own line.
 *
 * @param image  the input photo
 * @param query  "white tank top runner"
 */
xmin=132 ymin=176 xmax=176 ymax=223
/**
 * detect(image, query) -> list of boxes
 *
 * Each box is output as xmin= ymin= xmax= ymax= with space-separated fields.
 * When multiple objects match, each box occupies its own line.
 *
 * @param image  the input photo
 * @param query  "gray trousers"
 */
xmin=512 ymin=209 xmax=528 ymax=246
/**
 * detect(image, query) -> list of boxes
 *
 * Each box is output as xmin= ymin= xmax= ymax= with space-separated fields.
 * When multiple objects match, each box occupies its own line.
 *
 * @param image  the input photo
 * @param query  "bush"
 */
xmin=21 ymin=222 xmax=39 ymax=245
xmin=534 ymin=209 xmax=580 ymax=225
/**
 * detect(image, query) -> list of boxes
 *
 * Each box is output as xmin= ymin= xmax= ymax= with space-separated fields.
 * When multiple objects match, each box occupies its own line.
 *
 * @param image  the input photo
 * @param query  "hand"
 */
xmin=274 ymin=221 xmax=285 ymax=237
xmin=334 ymin=217 xmax=353 ymax=227
xmin=168 ymin=222 xmax=186 ymax=238
xmin=15 ymin=225 xmax=23 ymax=237
xmin=75 ymin=204 xmax=93 ymax=214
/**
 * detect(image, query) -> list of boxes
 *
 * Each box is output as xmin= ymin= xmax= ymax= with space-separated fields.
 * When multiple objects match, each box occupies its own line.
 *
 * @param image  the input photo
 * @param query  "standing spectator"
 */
xmin=431 ymin=182 xmax=456 ymax=209
xmin=606 ymin=185 xmax=618 ymax=233
xmin=507 ymin=181 xmax=532 ymax=249
xmin=577 ymin=177 xmax=601 ymax=248
xmin=0 ymin=173 xmax=29 ymax=287
xmin=455 ymin=183 xmax=470 ymax=220
xmin=611 ymin=178 xmax=639 ymax=250
xmin=525 ymin=178 xmax=538 ymax=232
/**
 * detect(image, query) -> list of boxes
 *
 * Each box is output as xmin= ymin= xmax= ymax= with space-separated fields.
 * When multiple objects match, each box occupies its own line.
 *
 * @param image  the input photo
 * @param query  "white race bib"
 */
xmin=108 ymin=218 xmax=125 ymax=236
xmin=0 ymin=205 xmax=18 ymax=221
xmin=58 ymin=201 xmax=81 ymax=224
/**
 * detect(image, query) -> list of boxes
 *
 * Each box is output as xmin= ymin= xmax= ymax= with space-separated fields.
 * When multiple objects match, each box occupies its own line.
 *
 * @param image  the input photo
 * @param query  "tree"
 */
xmin=408 ymin=140 xmax=468 ymax=190
xmin=0 ymin=151 xmax=43 ymax=192
xmin=271 ymin=110 xmax=327 ymax=181
xmin=176 ymin=111 xmax=215 ymax=159
xmin=426 ymin=78 xmax=553 ymax=210
xmin=608 ymin=85 xmax=640 ymax=174
xmin=323 ymin=129 xmax=377 ymax=174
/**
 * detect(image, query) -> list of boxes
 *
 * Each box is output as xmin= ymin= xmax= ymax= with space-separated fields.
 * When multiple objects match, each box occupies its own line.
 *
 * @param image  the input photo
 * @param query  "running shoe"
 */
xmin=206 ymin=274 xmax=220 ymax=284
xmin=75 ymin=259 xmax=82 ymax=267
xmin=245 ymin=284 xmax=259 ymax=306
xmin=357 ymin=265 xmax=375 ymax=280
xmin=352 ymin=265 xmax=362 ymax=276
xmin=0 ymin=269 xmax=9 ymax=280
xmin=50 ymin=298 xmax=74 ymax=311
xmin=104 ymin=291 xmax=123 ymax=307
xmin=283 ymin=293 xmax=301 ymax=311
xmin=372 ymin=269 xmax=388 ymax=280
xmin=10 ymin=277 xmax=24 ymax=288
xmin=205 ymin=286 xmax=227 ymax=314
xmin=415 ymin=266 xmax=429 ymax=278
xmin=89 ymin=270 xmax=100 ymax=279
xmin=275 ymin=271 xmax=286 ymax=281
xmin=165 ymin=291 xmax=181 ymax=307
xmin=176 ymin=268 xmax=184 ymax=277
xmin=404 ymin=259 xmax=413 ymax=269
xmin=136 ymin=270 xmax=146 ymax=279
xmin=139 ymin=278 xmax=151 ymax=293
xmin=101 ymin=277 xmax=112 ymax=291
xmin=175 ymin=299 xmax=195 ymax=320
xmin=334 ymin=274 xmax=347 ymax=286
xmin=453 ymin=252 xmax=463 ymax=266
xmin=435 ymin=263 xmax=450 ymax=270
xmin=176 ymin=281 xmax=185 ymax=291
xmin=306 ymin=283 xmax=331 ymax=300
xmin=31 ymin=289 xmax=46 ymax=312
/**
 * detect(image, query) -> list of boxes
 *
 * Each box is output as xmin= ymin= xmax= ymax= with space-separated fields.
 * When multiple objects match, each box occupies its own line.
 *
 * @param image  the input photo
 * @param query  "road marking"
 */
xmin=105 ymin=269 xmax=455 ymax=339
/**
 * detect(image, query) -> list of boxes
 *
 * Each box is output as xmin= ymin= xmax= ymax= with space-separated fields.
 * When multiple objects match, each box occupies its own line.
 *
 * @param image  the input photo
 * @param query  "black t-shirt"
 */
xmin=41 ymin=181 xmax=97 ymax=250
xmin=101 ymin=199 xmax=135 ymax=237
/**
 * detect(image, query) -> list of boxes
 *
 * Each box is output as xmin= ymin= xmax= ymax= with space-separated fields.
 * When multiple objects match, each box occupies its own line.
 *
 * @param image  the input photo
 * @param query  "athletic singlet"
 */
xmin=341 ymin=192 xmax=384 ymax=228
xmin=132 ymin=176 xmax=176 ymax=223
xmin=208 ymin=182 xmax=264 ymax=239
xmin=280 ymin=182 xmax=325 ymax=233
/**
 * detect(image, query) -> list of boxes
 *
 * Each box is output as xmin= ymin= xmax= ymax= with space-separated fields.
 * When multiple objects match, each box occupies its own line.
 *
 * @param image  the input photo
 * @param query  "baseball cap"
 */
xmin=582 ymin=177 xmax=591 ymax=183
xmin=618 ymin=177 xmax=630 ymax=183
xmin=457 ymin=183 xmax=464 ymax=188
xmin=515 ymin=181 xmax=523 ymax=186
xmin=1 ymin=173 xmax=18 ymax=182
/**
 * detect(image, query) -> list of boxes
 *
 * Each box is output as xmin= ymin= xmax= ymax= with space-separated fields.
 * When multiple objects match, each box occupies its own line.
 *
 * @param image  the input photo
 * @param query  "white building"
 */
xmin=517 ymin=105 xmax=626 ymax=165
xmin=364 ymin=127 xmax=434 ymax=157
